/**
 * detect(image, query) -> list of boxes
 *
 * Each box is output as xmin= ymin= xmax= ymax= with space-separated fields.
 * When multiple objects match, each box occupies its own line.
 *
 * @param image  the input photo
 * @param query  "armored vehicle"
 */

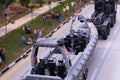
xmin=91 ymin=0 xmax=117 ymax=39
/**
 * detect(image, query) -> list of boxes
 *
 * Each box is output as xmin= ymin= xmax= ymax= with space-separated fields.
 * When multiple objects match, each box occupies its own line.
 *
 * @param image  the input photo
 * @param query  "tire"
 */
xmin=82 ymin=68 xmax=88 ymax=80
xmin=110 ymin=19 xmax=114 ymax=28
xmin=107 ymin=26 xmax=110 ymax=35
xmin=114 ymin=14 xmax=116 ymax=24
xmin=85 ymin=68 xmax=88 ymax=79
xmin=102 ymin=32 xmax=108 ymax=40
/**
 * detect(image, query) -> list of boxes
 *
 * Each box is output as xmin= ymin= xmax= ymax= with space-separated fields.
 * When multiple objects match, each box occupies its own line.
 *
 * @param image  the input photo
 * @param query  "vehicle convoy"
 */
xmin=91 ymin=0 xmax=117 ymax=39
xmin=21 ymin=15 xmax=96 ymax=80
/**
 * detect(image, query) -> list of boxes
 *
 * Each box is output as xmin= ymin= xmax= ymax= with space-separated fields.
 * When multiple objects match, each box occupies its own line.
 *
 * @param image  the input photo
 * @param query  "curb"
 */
xmin=0 ymin=49 xmax=32 ymax=76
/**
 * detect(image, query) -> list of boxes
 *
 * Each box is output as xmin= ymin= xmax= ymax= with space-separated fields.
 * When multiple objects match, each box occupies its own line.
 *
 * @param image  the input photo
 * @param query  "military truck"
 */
xmin=91 ymin=0 xmax=117 ymax=39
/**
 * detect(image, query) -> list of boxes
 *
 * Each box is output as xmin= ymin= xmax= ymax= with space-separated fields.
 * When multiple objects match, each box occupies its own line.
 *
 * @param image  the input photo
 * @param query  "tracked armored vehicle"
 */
xmin=91 ymin=0 xmax=117 ymax=39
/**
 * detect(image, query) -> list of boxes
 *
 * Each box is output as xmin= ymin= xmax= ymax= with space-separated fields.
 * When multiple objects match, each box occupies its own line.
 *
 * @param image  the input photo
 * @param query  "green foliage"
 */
xmin=59 ymin=1 xmax=65 ymax=6
xmin=19 ymin=0 xmax=39 ymax=10
xmin=48 ymin=0 xmax=52 ymax=5
xmin=0 ymin=0 xmax=16 ymax=10
xmin=19 ymin=0 xmax=30 ymax=8
xmin=38 ymin=0 xmax=45 ymax=6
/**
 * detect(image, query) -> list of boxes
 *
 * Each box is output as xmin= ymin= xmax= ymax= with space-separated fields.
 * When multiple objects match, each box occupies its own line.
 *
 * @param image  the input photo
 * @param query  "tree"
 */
xmin=48 ymin=0 xmax=52 ymax=11
xmin=44 ymin=0 xmax=52 ymax=11
xmin=0 ymin=0 xmax=16 ymax=35
xmin=19 ymin=0 xmax=37 ymax=23
xmin=38 ymin=0 xmax=45 ymax=7
xmin=0 ymin=0 xmax=16 ymax=16
xmin=19 ymin=0 xmax=30 ymax=8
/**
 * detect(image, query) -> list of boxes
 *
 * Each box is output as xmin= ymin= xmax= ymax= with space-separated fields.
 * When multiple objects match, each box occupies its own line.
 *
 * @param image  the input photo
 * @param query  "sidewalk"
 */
xmin=0 ymin=2 xmax=58 ymax=37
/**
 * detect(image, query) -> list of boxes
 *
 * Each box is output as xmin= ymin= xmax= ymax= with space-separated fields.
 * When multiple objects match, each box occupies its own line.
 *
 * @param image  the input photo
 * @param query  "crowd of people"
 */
xmin=42 ymin=11 xmax=61 ymax=24
xmin=21 ymin=25 xmax=43 ymax=45
xmin=21 ymin=3 xmax=74 ymax=45
xmin=33 ymin=28 xmax=42 ymax=38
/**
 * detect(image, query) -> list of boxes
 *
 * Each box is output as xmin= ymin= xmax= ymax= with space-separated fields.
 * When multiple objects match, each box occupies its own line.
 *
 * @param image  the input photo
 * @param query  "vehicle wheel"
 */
xmin=114 ymin=15 xmax=116 ymax=24
xmin=110 ymin=19 xmax=114 ymax=28
xmin=82 ymin=68 xmax=88 ymax=80
xmin=85 ymin=68 xmax=88 ymax=79
xmin=110 ymin=20 xmax=114 ymax=28
xmin=102 ymin=33 xmax=108 ymax=40
xmin=107 ymin=26 xmax=110 ymax=35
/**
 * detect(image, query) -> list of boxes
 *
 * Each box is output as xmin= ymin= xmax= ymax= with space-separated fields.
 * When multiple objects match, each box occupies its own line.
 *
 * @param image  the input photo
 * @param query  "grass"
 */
xmin=0 ymin=0 xmax=90 ymax=71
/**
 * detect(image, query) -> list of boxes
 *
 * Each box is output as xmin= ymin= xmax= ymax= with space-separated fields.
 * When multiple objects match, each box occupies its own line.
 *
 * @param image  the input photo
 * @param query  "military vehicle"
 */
xmin=91 ymin=0 xmax=117 ymax=39
xmin=64 ymin=14 xmax=91 ymax=55
xmin=20 ymin=38 xmax=88 ymax=80
xmin=20 ymin=15 xmax=97 ymax=80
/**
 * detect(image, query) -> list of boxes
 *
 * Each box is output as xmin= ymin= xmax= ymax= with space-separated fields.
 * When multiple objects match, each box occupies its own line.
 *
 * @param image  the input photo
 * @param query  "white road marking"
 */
xmin=101 ymin=43 xmax=111 ymax=59
xmin=113 ymin=26 xmax=119 ymax=37
xmin=101 ymin=26 xmax=119 ymax=59
xmin=90 ymin=68 xmax=98 ymax=80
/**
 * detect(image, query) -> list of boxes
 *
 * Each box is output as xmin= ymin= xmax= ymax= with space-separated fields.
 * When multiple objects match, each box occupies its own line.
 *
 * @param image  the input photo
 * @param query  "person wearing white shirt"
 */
xmin=66 ymin=5 xmax=69 ymax=12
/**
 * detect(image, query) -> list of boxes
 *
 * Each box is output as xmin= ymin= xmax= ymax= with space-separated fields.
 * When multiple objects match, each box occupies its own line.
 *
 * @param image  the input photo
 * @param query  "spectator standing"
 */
xmin=47 ymin=13 xmax=52 ymax=24
xmin=21 ymin=34 xmax=26 ymax=45
xmin=42 ymin=14 xmax=47 ymax=24
xmin=71 ymin=2 xmax=75 ymax=11
xmin=66 ymin=4 xmax=69 ymax=13
xmin=33 ymin=28 xmax=38 ymax=38
xmin=63 ymin=6 xmax=66 ymax=14
xmin=0 ymin=56 xmax=1 ymax=66
xmin=55 ymin=11 xmax=61 ymax=23
xmin=71 ymin=2 xmax=75 ymax=7
xmin=79 ymin=0 xmax=82 ymax=6
xmin=0 ymin=47 xmax=6 ymax=62
xmin=37 ymin=29 xmax=42 ymax=38
xmin=0 ymin=48 xmax=2 ymax=66
xmin=58 ymin=11 xmax=61 ymax=22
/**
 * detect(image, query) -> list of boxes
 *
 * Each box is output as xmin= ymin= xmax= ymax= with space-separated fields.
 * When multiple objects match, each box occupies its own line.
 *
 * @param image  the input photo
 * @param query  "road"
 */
xmin=1 ymin=3 xmax=120 ymax=80
xmin=87 ymin=5 xmax=120 ymax=80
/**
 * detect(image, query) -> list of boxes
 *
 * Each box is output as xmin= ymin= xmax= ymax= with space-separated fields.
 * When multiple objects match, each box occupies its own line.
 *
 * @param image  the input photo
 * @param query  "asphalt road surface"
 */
xmin=87 ymin=5 xmax=120 ymax=80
